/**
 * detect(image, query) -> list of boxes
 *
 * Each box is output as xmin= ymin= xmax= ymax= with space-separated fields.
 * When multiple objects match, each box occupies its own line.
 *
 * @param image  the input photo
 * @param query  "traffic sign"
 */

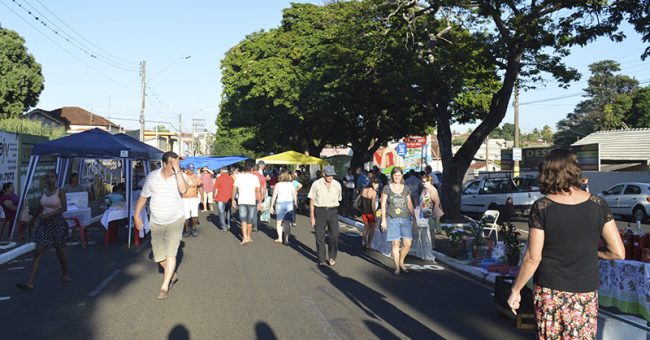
xmin=396 ymin=143 xmax=407 ymax=157
xmin=512 ymin=148 xmax=522 ymax=161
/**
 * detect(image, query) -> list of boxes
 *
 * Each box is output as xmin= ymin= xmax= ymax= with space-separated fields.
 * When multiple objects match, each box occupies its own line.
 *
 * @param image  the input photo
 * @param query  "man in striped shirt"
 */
xmin=135 ymin=151 xmax=188 ymax=300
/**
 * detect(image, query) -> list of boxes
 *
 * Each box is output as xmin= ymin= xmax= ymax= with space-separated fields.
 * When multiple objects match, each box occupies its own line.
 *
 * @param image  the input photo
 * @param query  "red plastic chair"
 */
xmin=65 ymin=217 xmax=87 ymax=247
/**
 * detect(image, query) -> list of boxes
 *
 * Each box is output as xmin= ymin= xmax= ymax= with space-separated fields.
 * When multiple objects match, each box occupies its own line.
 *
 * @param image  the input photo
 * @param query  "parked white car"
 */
xmin=598 ymin=182 xmax=650 ymax=223
xmin=461 ymin=176 xmax=543 ymax=217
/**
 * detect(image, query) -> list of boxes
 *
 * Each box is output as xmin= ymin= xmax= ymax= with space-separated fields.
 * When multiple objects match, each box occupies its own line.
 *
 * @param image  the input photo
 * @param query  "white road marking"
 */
xmin=301 ymin=296 xmax=342 ymax=340
xmin=0 ymin=296 xmax=11 ymax=302
xmin=406 ymin=264 xmax=445 ymax=271
xmin=7 ymin=267 xmax=24 ymax=270
xmin=88 ymin=269 xmax=121 ymax=297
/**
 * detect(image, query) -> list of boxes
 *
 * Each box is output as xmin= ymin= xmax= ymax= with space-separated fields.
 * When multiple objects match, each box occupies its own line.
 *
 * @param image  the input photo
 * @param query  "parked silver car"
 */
xmin=598 ymin=182 xmax=650 ymax=222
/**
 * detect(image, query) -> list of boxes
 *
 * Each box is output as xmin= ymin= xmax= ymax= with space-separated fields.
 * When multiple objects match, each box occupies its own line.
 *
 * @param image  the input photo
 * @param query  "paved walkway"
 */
xmin=0 ymin=211 xmax=533 ymax=339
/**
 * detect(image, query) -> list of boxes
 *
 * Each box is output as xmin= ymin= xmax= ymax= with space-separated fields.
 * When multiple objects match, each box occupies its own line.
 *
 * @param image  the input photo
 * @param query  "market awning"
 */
xmin=257 ymin=151 xmax=328 ymax=165
xmin=179 ymin=156 xmax=249 ymax=170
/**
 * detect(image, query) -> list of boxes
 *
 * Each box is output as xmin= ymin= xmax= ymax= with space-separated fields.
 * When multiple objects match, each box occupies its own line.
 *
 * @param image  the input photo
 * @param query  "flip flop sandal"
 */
xmin=16 ymin=283 xmax=34 ymax=291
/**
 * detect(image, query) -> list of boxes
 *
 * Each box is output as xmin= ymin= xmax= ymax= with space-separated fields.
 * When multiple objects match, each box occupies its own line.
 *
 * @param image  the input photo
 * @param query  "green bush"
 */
xmin=0 ymin=118 xmax=66 ymax=139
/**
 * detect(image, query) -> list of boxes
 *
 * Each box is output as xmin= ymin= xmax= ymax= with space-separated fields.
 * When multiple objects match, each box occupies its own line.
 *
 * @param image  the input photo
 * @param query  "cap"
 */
xmin=257 ymin=160 xmax=266 ymax=166
xmin=323 ymin=166 xmax=336 ymax=176
xmin=187 ymin=163 xmax=195 ymax=171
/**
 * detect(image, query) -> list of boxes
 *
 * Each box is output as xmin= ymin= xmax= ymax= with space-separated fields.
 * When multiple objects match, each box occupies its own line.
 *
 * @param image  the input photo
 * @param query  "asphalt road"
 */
xmin=0 ymin=212 xmax=534 ymax=339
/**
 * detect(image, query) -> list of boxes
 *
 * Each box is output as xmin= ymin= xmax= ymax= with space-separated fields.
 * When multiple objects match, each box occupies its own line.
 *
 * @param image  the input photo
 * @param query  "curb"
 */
xmin=431 ymin=250 xmax=500 ymax=284
xmin=0 ymin=242 xmax=35 ymax=266
xmin=338 ymin=214 xmax=499 ymax=283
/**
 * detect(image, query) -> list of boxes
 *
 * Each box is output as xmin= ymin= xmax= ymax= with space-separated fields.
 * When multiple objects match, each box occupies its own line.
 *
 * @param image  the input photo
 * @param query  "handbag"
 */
xmin=352 ymin=195 xmax=362 ymax=210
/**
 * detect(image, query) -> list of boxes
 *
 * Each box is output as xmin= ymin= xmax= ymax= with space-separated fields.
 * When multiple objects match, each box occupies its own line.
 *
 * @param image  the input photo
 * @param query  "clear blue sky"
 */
xmin=1 ymin=0 xmax=648 ymax=135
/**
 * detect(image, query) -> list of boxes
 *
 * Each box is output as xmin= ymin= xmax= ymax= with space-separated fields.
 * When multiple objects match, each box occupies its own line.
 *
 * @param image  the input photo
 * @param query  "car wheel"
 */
xmin=633 ymin=206 xmax=647 ymax=223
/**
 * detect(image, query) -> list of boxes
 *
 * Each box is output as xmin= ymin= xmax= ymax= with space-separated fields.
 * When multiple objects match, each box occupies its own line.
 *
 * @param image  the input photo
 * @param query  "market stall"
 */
xmin=179 ymin=156 xmax=249 ymax=170
xmin=257 ymin=151 xmax=328 ymax=166
xmin=10 ymin=128 xmax=162 ymax=247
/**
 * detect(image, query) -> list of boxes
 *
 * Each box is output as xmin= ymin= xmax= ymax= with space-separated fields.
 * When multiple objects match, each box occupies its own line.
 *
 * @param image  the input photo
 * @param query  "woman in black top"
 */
xmin=508 ymin=149 xmax=624 ymax=339
xmin=360 ymin=178 xmax=380 ymax=250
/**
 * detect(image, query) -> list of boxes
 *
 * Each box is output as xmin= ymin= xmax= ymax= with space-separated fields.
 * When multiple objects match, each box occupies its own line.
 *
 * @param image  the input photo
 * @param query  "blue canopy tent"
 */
xmin=11 ymin=128 xmax=162 ymax=247
xmin=179 ymin=156 xmax=249 ymax=170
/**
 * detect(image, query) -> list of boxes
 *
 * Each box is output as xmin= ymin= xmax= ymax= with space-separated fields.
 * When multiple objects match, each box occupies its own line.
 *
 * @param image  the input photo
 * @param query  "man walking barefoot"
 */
xmin=135 ymin=151 xmax=188 ymax=299
xmin=181 ymin=163 xmax=202 ymax=237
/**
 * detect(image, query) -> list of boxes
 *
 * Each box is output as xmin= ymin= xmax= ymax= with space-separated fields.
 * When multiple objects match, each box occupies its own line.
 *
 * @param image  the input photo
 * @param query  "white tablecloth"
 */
xmin=63 ymin=207 xmax=92 ymax=227
xmin=100 ymin=204 xmax=150 ymax=237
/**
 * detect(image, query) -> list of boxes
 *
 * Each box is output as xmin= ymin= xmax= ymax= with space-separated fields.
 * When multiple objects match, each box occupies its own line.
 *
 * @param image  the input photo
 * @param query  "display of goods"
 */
xmin=480 ymin=258 xmax=500 ymax=270
xmin=487 ymin=264 xmax=510 ymax=273
xmin=643 ymin=248 xmax=650 ymax=263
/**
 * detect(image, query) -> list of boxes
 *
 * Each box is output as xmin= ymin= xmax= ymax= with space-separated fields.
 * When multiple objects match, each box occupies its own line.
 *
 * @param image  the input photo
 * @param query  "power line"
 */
xmin=21 ymin=0 xmax=138 ymax=70
xmin=0 ymin=0 xmax=137 ymax=91
xmin=520 ymin=79 xmax=650 ymax=106
xmin=33 ymin=0 xmax=137 ymax=67
xmin=8 ymin=0 xmax=138 ymax=72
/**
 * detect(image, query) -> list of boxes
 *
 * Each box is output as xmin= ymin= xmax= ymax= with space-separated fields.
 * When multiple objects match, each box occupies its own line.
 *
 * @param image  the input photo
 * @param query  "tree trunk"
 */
xmin=436 ymin=52 xmax=523 ymax=219
xmin=350 ymin=137 xmax=384 ymax=169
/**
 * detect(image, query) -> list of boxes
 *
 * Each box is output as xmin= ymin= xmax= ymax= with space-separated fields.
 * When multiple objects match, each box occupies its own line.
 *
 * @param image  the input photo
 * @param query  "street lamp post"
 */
xmin=138 ymin=55 xmax=191 ymax=142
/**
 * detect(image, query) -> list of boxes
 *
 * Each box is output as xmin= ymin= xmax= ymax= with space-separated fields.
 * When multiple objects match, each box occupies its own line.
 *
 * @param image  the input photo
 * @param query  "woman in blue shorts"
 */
xmin=380 ymin=167 xmax=417 ymax=276
xmin=270 ymin=170 xmax=298 ymax=245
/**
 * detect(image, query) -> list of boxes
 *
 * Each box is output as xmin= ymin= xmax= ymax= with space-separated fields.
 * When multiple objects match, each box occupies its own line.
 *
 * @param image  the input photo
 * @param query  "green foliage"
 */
xmin=441 ymin=225 xmax=465 ymax=249
xmin=154 ymin=125 xmax=169 ymax=132
xmin=610 ymin=87 xmax=650 ymax=128
xmin=0 ymin=118 xmax=65 ymax=139
xmin=212 ymin=115 xmax=259 ymax=158
xmin=0 ymin=28 xmax=44 ymax=119
xmin=500 ymin=222 xmax=521 ymax=263
xmin=554 ymin=60 xmax=642 ymax=145
xmin=490 ymin=123 xmax=518 ymax=140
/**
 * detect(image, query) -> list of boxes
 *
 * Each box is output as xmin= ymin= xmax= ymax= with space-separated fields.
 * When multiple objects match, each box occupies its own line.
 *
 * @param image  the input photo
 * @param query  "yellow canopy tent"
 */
xmin=257 ymin=150 xmax=328 ymax=165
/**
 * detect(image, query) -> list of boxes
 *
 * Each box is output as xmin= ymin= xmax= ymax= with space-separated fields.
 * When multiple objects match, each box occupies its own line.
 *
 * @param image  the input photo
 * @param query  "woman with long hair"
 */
xmin=17 ymin=171 xmax=71 ymax=290
xmin=413 ymin=174 xmax=443 ymax=261
xmin=360 ymin=178 xmax=380 ymax=250
xmin=508 ymin=149 xmax=624 ymax=339
xmin=270 ymin=170 xmax=298 ymax=245
xmin=380 ymin=167 xmax=417 ymax=276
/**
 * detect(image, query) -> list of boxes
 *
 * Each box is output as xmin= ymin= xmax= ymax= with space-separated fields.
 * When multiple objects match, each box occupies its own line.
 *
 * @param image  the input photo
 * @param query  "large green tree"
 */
xmin=384 ymin=0 xmax=639 ymax=217
xmin=0 ymin=28 xmax=44 ymax=119
xmin=218 ymin=2 xmax=439 ymax=164
xmin=554 ymin=60 xmax=639 ymax=145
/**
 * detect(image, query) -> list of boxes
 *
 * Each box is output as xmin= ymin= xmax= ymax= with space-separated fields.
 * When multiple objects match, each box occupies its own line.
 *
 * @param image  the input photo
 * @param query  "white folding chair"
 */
xmin=481 ymin=210 xmax=500 ymax=242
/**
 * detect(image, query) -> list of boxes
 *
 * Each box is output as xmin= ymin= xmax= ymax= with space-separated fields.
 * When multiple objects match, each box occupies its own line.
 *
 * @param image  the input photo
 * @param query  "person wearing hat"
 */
xmin=308 ymin=165 xmax=342 ymax=266
xmin=181 ymin=163 xmax=202 ymax=237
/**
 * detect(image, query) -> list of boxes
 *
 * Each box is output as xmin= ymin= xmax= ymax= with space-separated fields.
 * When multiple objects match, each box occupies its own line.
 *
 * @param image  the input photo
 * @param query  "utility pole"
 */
xmin=514 ymin=79 xmax=520 ymax=177
xmin=178 ymin=113 xmax=183 ymax=157
xmin=139 ymin=60 xmax=147 ymax=142
xmin=485 ymin=136 xmax=489 ymax=172
xmin=191 ymin=118 xmax=207 ymax=156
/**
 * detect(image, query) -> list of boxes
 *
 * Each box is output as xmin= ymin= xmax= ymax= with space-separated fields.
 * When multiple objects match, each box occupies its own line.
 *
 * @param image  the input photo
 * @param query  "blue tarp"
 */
xmin=180 ymin=156 xmax=249 ymax=170
xmin=32 ymin=128 xmax=158 ymax=160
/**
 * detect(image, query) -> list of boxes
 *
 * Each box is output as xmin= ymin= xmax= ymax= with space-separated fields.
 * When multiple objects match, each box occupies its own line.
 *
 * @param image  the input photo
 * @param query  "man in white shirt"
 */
xmin=135 ymin=151 xmax=188 ymax=300
xmin=232 ymin=163 xmax=261 ymax=245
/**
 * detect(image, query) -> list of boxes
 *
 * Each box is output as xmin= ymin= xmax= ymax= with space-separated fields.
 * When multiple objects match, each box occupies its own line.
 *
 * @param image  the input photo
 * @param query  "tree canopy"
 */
xmin=554 ymin=60 xmax=645 ymax=146
xmin=0 ymin=28 xmax=44 ymax=119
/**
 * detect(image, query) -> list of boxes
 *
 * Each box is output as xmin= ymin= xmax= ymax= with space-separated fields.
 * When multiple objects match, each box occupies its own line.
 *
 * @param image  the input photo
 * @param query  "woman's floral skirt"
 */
xmin=534 ymin=284 xmax=598 ymax=339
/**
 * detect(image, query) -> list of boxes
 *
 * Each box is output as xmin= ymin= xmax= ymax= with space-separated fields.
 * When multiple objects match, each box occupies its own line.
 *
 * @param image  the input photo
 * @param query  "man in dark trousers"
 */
xmin=309 ymin=166 xmax=342 ymax=266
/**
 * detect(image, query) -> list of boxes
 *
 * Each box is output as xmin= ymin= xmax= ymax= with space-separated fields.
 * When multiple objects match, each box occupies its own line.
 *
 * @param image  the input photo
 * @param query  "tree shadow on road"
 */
xmin=317 ymin=265 xmax=445 ymax=339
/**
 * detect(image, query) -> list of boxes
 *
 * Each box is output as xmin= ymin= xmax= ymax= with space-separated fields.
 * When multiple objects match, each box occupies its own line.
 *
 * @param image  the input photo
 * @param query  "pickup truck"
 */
xmin=461 ymin=177 xmax=543 ymax=218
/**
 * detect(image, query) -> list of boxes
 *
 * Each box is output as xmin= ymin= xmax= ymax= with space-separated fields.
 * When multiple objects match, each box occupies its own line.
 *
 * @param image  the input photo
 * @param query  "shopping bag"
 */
xmin=260 ymin=196 xmax=271 ymax=222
